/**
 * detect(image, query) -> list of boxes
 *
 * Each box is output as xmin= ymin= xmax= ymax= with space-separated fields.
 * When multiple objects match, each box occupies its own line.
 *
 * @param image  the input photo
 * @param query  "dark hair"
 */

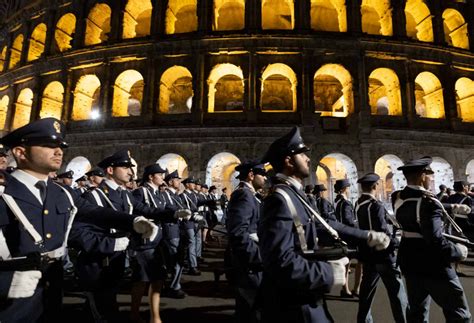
xmin=361 ymin=182 xmax=377 ymax=192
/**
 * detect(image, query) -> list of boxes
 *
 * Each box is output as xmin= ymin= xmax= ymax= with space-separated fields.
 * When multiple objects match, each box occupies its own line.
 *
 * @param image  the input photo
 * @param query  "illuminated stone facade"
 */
xmin=1 ymin=0 xmax=474 ymax=206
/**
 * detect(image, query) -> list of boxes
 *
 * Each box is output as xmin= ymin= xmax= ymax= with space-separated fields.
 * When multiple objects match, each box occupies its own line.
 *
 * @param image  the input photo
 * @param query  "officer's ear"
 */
xmin=105 ymin=166 xmax=114 ymax=176
xmin=11 ymin=146 xmax=27 ymax=163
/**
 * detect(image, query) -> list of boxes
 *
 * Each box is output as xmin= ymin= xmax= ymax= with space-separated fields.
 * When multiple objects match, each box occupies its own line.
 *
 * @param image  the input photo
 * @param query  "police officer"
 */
xmin=131 ymin=163 xmax=169 ymax=323
xmin=437 ymin=184 xmax=449 ymax=202
xmin=355 ymin=173 xmax=407 ymax=323
xmin=226 ymin=161 xmax=267 ymax=323
xmin=0 ymin=144 xmax=9 ymax=170
xmin=86 ymin=167 xmax=105 ymax=188
xmin=0 ymin=118 xmax=157 ymax=322
xmin=57 ymin=170 xmax=74 ymax=188
xmin=70 ymin=149 xmax=172 ymax=322
xmin=313 ymin=184 xmax=333 ymax=218
xmin=447 ymin=181 xmax=474 ymax=235
xmin=75 ymin=175 xmax=88 ymax=194
xmin=394 ymin=157 xmax=471 ymax=322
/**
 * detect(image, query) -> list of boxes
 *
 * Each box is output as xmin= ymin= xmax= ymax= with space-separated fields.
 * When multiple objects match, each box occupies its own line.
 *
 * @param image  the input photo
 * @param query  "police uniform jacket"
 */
xmin=259 ymin=175 xmax=333 ymax=322
xmin=446 ymin=192 xmax=473 ymax=210
xmin=437 ymin=191 xmax=449 ymax=203
xmin=226 ymin=182 xmax=262 ymax=274
xmin=356 ymin=194 xmax=396 ymax=264
xmin=395 ymin=186 xmax=464 ymax=279
xmin=334 ymin=194 xmax=357 ymax=227
xmin=161 ymin=188 xmax=183 ymax=239
xmin=180 ymin=189 xmax=211 ymax=230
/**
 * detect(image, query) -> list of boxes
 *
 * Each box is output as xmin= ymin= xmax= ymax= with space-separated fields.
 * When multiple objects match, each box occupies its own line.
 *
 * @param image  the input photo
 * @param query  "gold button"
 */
xmin=44 ymin=210 xmax=49 ymax=215
xmin=46 ymin=233 xmax=52 ymax=239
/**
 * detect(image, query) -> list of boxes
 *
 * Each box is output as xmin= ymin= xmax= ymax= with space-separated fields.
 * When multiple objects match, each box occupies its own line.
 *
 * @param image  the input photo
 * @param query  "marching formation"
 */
xmin=0 ymin=119 xmax=473 ymax=323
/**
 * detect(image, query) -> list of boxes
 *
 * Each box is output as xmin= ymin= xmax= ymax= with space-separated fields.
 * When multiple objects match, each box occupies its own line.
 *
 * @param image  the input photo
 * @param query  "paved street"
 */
xmin=63 ymin=228 xmax=474 ymax=322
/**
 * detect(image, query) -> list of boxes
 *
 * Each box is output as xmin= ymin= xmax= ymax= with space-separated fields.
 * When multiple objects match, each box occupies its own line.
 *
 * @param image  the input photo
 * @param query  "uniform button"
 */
xmin=46 ymin=233 xmax=52 ymax=239
xmin=44 ymin=209 xmax=49 ymax=215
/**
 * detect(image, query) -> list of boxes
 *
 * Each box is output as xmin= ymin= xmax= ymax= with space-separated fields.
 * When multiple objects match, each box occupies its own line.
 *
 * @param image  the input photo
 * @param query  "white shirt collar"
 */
xmin=167 ymin=187 xmax=177 ymax=194
xmin=240 ymin=181 xmax=256 ymax=194
xmin=11 ymin=169 xmax=47 ymax=204
xmin=104 ymin=178 xmax=121 ymax=191
xmin=276 ymin=173 xmax=303 ymax=191
xmin=146 ymin=181 xmax=158 ymax=192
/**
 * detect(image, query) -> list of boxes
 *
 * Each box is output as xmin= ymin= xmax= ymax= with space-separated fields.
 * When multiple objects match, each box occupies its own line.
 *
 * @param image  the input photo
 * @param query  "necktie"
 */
xmin=35 ymin=181 xmax=47 ymax=203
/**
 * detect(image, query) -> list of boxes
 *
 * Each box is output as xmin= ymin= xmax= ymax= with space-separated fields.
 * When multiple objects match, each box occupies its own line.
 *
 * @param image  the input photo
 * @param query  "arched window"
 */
xmin=123 ymin=0 xmax=152 ymax=39
xmin=316 ymin=153 xmax=358 ymax=204
xmin=27 ymin=23 xmax=47 ymax=62
xmin=374 ymin=154 xmax=405 ymax=209
xmin=159 ymin=66 xmax=193 ymax=114
xmin=208 ymin=63 xmax=244 ymax=112
xmin=455 ymin=77 xmax=474 ymax=122
xmin=261 ymin=63 xmax=297 ymax=112
xmin=368 ymin=68 xmax=402 ymax=116
xmin=157 ymin=153 xmax=189 ymax=178
xmin=361 ymin=0 xmax=392 ymax=36
xmin=431 ymin=157 xmax=454 ymax=193
xmin=13 ymin=88 xmax=33 ymax=130
xmin=55 ymin=13 xmax=76 ymax=52
xmin=0 ymin=46 xmax=6 ymax=72
xmin=165 ymin=0 xmax=198 ymax=34
xmin=9 ymin=34 xmax=23 ymax=69
xmin=262 ymin=0 xmax=294 ymax=30
xmin=85 ymin=3 xmax=112 ymax=45
xmin=40 ymin=81 xmax=64 ymax=119
xmin=310 ymin=0 xmax=347 ymax=32
xmin=414 ymin=72 xmax=445 ymax=119
xmin=213 ymin=0 xmax=245 ymax=31
xmin=0 ymin=95 xmax=9 ymax=130
xmin=442 ymin=9 xmax=469 ymax=50
xmin=405 ymin=0 xmax=433 ymax=42
xmin=112 ymin=70 xmax=144 ymax=117
xmin=314 ymin=64 xmax=353 ymax=117
xmin=206 ymin=152 xmax=240 ymax=191
xmin=72 ymin=75 xmax=101 ymax=121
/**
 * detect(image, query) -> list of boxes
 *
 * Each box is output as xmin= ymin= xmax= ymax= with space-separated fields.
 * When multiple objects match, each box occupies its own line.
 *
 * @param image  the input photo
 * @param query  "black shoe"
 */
xmin=351 ymin=290 xmax=360 ymax=298
xmin=197 ymin=256 xmax=205 ymax=263
xmin=166 ymin=289 xmax=187 ymax=299
xmin=188 ymin=268 xmax=201 ymax=276
xmin=340 ymin=290 xmax=353 ymax=298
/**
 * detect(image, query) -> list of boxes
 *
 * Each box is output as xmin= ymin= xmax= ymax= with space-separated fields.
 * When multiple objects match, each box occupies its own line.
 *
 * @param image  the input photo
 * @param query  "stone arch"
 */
xmin=455 ymin=77 xmax=474 ymax=122
xmin=361 ymin=0 xmax=392 ymax=36
xmin=66 ymin=156 xmax=92 ymax=182
xmin=442 ymin=9 xmax=469 ymax=50
xmin=414 ymin=72 xmax=445 ymax=119
xmin=0 ymin=95 xmax=9 ymax=130
xmin=213 ymin=0 xmax=245 ymax=31
xmin=85 ymin=3 xmax=112 ymax=45
xmin=316 ymin=153 xmax=358 ymax=203
xmin=72 ymin=75 xmax=101 ymax=121
xmin=159 ymin=66 xmax=193 ymax=114
xmin=368 ymin=68 xmax=402 ymax=116
xmin=40 ymin=81 xmax=64 ymax=119
xmin=261 ymin=63 xmax=297 ymax=112
xmin=157 ymin=153 xmax=189 ymax=178
xmin=405 ymin=0 xmax=433 ymax=42
xmin=12 ymin=88 xmax=33 ymax=130
xmin=55 ymin=13 xmax=76 ymax=52
xmin=310 ymin=0 xmax=347 ymax=32
xmin=9 ymin=34 xmax=23 ymax=69
xmin=262 ymin=0 xmax=294 ymax=30
xmin=205 ymin=152 xmax=241 ymax=191
xmin=314 ymin=64 xmax=354 ymax=117
xmin=374 ymin=154 xmax=405 ymax=208
xmin=112 ymin=69 xmax=144 ymax=117
xmin=466 ymin=160 xmax=474 ymax=184
xmin=27 ymin=23 xmax=47 ymax=62
xmin=431 ymin=157 xmax=454 ymax=193
xmin=165 ymin=0 xmax=198 ymax=34
xmin=0 ymin=46 xmax=6 ymax=72
xmin=123 ymin=0 xmax=152 ymax=39
xmin=208 ymin=63 xmax=244 ymax=112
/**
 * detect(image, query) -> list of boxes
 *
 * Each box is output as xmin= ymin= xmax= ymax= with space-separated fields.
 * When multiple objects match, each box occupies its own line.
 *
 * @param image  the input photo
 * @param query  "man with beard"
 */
xmin=226 ymin=161 xmax=267 ymax=323
xmin=0 ymin=118 xmax=157 ymax=322
xmin=394 ymin=157 xmax=471 ymax=322
xmin=258 ymin=127 xmax=390 ymax=322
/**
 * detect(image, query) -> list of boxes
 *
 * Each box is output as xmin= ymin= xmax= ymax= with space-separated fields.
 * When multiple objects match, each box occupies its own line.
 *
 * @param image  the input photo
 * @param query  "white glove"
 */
xmin=328 ymin=257 xmax=349 ymax=293
xmin=452 ymin=204 xmax=472 ymax=215
xmin=113 ymin=237 xmax=130 ymax=252
xmin=185 ymin=215 xmax=192 ymax=221
xmin=193 ymin=214 xmax=204 ymax=222
xmin=456 ymin=243 xmax=468 ymax=261
xmin=133 ymin=216 xmax=158 ymax=241
xmin=174 ymin=209 xmax=192 ymax=220
xmin=249 ymin=233 xmax=259 ymax=243
xmin=7 ymin=270 xmax=42 ymax=299
xmin=367 ymin=231 xmax=391 ymax=251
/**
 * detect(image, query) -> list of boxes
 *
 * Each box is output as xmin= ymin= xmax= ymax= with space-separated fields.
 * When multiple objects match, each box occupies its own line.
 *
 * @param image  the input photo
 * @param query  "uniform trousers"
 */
xmin=234 ymin=271 xmax=262 ymax=323
xmin=357 ymin=262 xmax=407 ymax=323
xmin=404 ymin=274 xmax=471 ymax=323
xmin=195 ymin=222 xmax=202 ymax=258
xmin=183 ymin=227 xmax=198 ymax=269
xmin=163 ymin=237 xmax=183 ymax=291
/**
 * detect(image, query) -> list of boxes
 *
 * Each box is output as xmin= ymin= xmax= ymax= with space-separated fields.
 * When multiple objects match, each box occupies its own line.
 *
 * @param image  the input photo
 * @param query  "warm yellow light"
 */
xmin=85 ymin=3 xmax=111 ymax=45
xmin=165 ymin=0 xmax=198 ymax=34
xmin=13 ymin=88 xmax=33 ymax=130
xmin=9 ymin=34 xmax=23 ymax=69
xmin=262 ymin=0 xmax=294 ymax=30
xmin=261 ymin=63 xmax=297 ymax=112
xmin=159 ymin=65 xmax=193 ymax=114
xmin=213 ymin=0 xmax=245 ymax=31
xmin=361 ymin=0 xmax=392 ymax=36
xmin=123 ymin=0 xmax=152 ymax=39
xmin=442 ymin=9 xmax=469 ymax=50
xmin=112 ymin=69 xmax=144 ymax=117
xmin=368 ymin=68 xmax=402 ymax=116
xmin=40 ymin=81 xmax=64 ymax=119
xmin=405 ymin=0 xmax=433 ymax=42
xmin=27 ymin=23 xmax=47 ymax=62
xmin=0 ymin=46 xmax=6 ymax=72
xmin=72 ymin=74 xmax=101 ymax=121
xmin=310 ymin=0 xmax=347 ymax=32
xmin=55 ymin=13 xmax=76 ymax=52
xmin=455 ymin=77 xmax=474 ymax=122
xmin=314 ymin=64 xmax=353 ymax=117
xmin=414 ymin=71 xmax=445 ymax=119
xmin=0 ymin=95 xmax=9 ymax=130
xmin=208 ymin=63 xmax=244 ymax=113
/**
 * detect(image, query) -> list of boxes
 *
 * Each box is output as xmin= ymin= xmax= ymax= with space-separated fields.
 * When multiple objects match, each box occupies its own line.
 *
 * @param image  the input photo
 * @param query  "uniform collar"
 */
xmin=275 ymin=173 xmax=303 ymax=191
xmin=104 ymin=178 xmax=121 ymax=191
xmin=146 ymin=181 xmax=158 ymax=192
xmin=361 ymin=192 xmax=377 ymax=200
xmin=11 ymin=169 xmax=49 ymax=186
xmin=167 ymin=187 xmax=177 ymax=194
xmin=240 ymin=181 xmax=256 ymax=193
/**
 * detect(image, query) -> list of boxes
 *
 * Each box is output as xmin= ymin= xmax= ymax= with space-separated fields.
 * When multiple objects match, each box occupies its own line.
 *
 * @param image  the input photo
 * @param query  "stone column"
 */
xmin=347 ymin=0 xmax=362 ymax=35
xmin=391 ymin=0 xmax=407 ymax=39
xmin=295 ymin=0 xmax=311 ymax=32
xmin=246 ymin=0 xmax=262 ymax=33
xmin=197 ymin=0 xmax=212 ymax=34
